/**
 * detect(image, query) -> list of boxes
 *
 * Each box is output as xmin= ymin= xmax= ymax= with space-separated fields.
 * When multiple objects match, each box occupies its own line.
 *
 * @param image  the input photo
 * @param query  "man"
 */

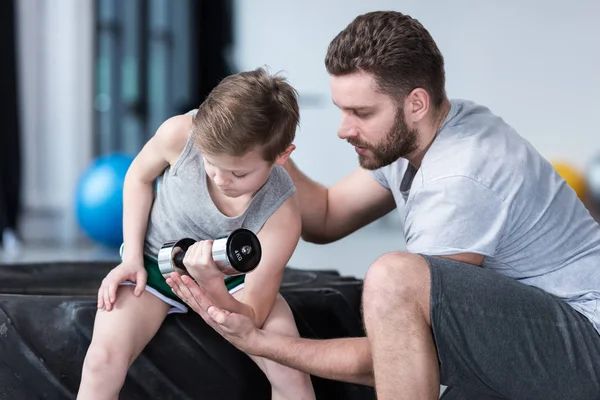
xmin=167 ymin=10 xmax=600 ymax=400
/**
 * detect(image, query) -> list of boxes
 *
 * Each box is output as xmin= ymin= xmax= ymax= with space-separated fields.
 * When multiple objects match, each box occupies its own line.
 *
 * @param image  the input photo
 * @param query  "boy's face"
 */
xmin=203 ymin=148 xmax=273 ymax=198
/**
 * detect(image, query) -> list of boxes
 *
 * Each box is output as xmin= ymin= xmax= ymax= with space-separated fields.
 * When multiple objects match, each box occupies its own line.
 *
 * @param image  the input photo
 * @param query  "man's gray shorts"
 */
xmin=422 ymin=255 xmax=600 ymax=400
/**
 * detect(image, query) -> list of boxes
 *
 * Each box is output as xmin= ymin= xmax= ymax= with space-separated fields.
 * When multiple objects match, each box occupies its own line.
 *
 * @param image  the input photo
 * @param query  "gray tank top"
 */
xmin=143 ymin=116 xmax=296 ymax=258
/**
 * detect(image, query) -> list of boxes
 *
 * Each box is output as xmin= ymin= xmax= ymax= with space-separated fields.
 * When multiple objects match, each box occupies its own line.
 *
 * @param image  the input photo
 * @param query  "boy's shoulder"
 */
xmin=159 ymin=112 xmax=195 ymax=136
xmin=269 ymin=164 xmax=295 ymax=190
xmin=152 ymin=113 xmax=195 ymax=165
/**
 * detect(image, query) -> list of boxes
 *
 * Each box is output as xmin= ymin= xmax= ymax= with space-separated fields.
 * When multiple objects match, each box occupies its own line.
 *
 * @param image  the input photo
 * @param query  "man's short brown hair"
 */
xmin=325 ymin=11 xmax=446 ymax=109
xmin=193 ymin=67 xmax=299 ymax=163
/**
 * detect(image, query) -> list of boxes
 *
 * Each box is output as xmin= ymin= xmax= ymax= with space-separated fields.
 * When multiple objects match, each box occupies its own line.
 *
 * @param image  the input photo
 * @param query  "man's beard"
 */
xmin=348 ymin=108 xmax=418 ymax=170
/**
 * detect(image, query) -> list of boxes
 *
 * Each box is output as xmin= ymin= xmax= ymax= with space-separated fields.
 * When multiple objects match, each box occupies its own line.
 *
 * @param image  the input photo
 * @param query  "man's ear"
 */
xmin=275 ymin=144 xmax=295 ymax=166
xmin=405 ymin=88 xmax=430 ymax=124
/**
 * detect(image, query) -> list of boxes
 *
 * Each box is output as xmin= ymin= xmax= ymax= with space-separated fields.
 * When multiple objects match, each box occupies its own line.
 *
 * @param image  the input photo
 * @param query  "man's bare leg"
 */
xmin=362 ymin=252 xmax=439 ymax=400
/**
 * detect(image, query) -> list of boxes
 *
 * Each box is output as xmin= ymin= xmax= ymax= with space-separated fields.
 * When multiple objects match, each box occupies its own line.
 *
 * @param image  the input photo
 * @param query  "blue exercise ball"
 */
xmin=75 ymin=153 xmax=134 ymax=247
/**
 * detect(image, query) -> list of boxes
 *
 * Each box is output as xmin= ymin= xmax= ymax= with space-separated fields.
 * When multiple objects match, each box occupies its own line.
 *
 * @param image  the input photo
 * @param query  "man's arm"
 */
xmin=254 ymin=333 xmax=374 ymax=387
xmin=284 ymin=160 xmax=396 ymax=244
xmin=166 ymin=273 xmax=374 ymax=386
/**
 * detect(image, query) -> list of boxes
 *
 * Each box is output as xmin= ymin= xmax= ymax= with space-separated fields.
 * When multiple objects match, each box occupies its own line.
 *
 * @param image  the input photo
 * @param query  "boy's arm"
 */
xmin=100 ymin=113 xmax=193 ymax=309
xmin=120 ymin=114 xmax=192 ymax=264
xmin=199 ymin=195 xmax=301 ymax=327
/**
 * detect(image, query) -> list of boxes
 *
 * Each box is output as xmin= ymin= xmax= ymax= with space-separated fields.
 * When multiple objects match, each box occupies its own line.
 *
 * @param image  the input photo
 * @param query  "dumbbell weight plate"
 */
xmin=214 ymin=228 xmax=262 ymax=274
xmin=157 ymin=238 xmax=196 ymax=276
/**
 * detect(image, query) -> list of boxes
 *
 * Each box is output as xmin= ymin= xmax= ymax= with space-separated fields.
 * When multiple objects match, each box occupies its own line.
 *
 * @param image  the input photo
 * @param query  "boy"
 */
xmin=77 ymin=67 xmax=316 ymax=400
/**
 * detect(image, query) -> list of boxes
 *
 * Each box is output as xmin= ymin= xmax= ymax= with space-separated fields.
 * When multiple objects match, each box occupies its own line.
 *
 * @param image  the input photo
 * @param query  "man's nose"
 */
xmin=337 ymin=115 xmax=357 ymax=140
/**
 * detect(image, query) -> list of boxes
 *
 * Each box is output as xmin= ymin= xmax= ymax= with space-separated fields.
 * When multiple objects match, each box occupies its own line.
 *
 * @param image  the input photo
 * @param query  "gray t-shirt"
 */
xmin=372 ymin=99 xmax=600 ymax=333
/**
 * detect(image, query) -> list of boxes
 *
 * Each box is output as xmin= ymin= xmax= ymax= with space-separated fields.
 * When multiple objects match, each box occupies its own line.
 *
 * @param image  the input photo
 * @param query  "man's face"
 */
xmin=331 ymin=71 xmax=418 ymax=170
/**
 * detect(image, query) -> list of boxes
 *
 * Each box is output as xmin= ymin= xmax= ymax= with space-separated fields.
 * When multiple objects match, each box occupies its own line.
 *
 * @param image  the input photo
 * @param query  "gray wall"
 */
xmin=12 ymin=1 xmax=600 ymax=273
xmin=16 ymin=0 xmax=94 ymax=244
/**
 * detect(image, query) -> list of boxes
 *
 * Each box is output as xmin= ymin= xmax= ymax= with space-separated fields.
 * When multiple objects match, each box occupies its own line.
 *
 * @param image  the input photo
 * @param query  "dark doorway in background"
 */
xmin=0 ymin=0 xmax=22 ymax=244
xmin=94 ymin=0 xmax=233 ymax=156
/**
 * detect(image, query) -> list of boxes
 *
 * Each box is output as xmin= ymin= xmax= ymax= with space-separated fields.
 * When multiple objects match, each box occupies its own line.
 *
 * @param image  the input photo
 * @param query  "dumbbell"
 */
xmin=157 ymin=228 xmax=262 ymax=278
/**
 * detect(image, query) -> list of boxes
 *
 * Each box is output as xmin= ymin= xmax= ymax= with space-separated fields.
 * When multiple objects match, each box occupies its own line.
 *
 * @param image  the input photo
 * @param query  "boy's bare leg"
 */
xmin=78 ymin=286 xmax=170 ymax=400
xmin=234 ymin=291 xmax=316 ymax=400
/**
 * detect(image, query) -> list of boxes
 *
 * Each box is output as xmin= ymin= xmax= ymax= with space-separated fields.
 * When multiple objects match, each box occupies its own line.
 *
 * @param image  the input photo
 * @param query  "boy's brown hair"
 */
xmin=192 ymin=67 xmax=299 ymax=163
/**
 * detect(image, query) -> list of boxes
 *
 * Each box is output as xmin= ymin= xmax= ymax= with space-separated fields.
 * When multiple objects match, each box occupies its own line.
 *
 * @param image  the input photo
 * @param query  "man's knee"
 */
xmin=363 ymin=252 xmax=431 ymax=314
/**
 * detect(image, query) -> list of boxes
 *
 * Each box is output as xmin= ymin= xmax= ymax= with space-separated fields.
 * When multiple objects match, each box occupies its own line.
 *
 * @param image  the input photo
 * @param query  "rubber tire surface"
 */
xmin=0 ymin=262 xmax=375 ymax=400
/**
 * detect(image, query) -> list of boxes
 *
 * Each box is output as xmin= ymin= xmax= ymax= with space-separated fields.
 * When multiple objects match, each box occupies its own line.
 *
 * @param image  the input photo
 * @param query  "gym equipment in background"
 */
xmin=158 ymin=228 xmax=262 ymax=277
xmin=586 ymin=155 xmax=600 ymax=211
xmin=551 ymin=161 xmax=588 ymax=201
xmin=75 ymin=153 xmax=134 ymax=248
xmin=0 ymin=262 xmax=375 ymax=400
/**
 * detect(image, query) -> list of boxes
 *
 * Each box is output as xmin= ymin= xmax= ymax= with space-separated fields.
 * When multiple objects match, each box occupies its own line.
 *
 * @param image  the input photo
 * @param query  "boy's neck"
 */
xmin=206 ymin=177 xmax=255 ymax=218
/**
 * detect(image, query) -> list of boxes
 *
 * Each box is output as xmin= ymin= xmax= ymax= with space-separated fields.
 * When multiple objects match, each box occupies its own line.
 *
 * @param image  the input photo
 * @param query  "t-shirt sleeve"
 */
xmin=370 ymin=168 xmax=390 ymax=189
xmin=405 ymin=176 xmax=508 ymax=256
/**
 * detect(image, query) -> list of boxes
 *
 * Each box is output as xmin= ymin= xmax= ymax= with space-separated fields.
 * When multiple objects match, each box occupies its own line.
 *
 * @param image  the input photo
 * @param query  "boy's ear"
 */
xmin=275 ymin=144 xmax=295 ymax=166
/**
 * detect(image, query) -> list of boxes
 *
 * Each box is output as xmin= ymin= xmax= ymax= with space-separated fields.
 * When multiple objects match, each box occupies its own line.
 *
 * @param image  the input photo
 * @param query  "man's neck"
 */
xmin=406 ymin=99 xmax=451 ymax=168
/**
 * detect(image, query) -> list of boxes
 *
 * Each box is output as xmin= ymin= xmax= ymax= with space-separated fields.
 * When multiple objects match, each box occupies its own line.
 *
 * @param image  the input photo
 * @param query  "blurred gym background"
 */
xmin=1 ymin=0 xmax=599 ymax=278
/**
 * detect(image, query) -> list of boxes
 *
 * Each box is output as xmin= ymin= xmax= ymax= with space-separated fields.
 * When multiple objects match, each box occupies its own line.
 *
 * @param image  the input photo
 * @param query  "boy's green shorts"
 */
xmin=119 ymin=245 xmax=245 ymax=313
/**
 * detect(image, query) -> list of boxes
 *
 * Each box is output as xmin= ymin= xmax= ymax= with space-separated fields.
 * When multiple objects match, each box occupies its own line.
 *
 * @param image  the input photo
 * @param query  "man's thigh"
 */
xmin=423 ymin=255 xmax=600 ymax=400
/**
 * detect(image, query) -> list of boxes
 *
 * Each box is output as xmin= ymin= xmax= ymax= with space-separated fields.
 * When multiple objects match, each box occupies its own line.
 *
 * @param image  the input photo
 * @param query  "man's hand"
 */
xmin=166 ymin=272 xmax=263 ymax=355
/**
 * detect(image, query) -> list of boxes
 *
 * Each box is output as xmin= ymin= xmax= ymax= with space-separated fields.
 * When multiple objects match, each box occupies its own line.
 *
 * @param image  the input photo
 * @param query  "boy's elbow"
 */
xmin=250 ymin=307 xmax=267 ymax=329
xmin=253 ymin=315 xmax=266 ymax=329
xmin=359 ymin=373 xmax=375 ymax=387
xmin=300 ymin=231 xmax=332 ymax=245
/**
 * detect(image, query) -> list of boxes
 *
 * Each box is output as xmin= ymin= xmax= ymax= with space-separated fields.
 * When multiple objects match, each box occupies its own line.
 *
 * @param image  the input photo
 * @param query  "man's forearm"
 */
xmin=254 ymin=331 xmax=374 ymax=387
xmin=283 ymin=160 xmax=331 ymax=243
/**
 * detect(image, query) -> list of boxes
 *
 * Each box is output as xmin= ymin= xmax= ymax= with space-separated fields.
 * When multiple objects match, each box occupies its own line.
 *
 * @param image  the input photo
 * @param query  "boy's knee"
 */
xmin=265 ymin=294 xmax=292 ymax=319
xmin=272 ymin=293 xmax=291 ymax=315
xmin=262 ymin=293 xmax=298 ymax=335
xmin=83 ymin=342 xmax=129 ymax=377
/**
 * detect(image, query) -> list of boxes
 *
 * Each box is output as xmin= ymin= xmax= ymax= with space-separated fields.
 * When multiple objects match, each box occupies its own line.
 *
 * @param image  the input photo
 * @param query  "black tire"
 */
xmin=0 ymin=262 xmax=375 ymax=400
